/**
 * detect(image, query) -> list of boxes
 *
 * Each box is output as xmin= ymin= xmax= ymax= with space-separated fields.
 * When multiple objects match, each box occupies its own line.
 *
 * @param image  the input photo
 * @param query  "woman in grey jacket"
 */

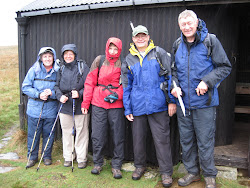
xmin=54 ymin=44 xmax=90 ymax=169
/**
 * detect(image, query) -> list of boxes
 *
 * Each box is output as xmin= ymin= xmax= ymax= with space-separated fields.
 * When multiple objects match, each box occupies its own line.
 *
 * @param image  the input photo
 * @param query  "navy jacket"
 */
xmin=172 ymin=19 xmax=232 ymax=109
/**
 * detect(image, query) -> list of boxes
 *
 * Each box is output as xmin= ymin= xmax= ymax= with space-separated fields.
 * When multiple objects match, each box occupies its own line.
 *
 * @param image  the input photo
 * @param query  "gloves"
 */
xmin=104 ymin=93 xmax=118 ymax=103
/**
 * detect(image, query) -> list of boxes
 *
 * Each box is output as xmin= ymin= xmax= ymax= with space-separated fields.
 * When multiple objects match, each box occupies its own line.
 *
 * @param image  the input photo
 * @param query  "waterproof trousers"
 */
xmin=132 ymin=111 xmax=173 ymax=175
xmin=27 ymin=116 xmax=56 ymax=160
xmin=91 ymin=105 xmax=125 ymax=169
xmin=176 ymin=106 xmax=218 ymax=177
xmin=59 ymin=113 xmax=90 ymax=163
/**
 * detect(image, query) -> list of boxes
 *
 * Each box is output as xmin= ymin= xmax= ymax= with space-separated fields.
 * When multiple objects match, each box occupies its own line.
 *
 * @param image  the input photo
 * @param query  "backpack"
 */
xmin=60 ymin=59 xmax=87 ymax=75
xmin=173 ymin=33 xmax=216 ymax=59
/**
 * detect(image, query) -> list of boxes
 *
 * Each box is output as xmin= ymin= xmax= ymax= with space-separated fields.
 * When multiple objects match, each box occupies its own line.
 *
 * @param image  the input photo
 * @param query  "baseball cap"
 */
xmin=132 ymin=25 xmax=149 ymax=37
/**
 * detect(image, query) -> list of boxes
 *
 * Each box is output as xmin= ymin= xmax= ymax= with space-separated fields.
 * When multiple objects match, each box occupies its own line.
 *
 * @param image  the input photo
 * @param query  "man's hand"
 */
xmin=81 ymin=108 xmax=88 ymax=114
xmin=171 ymin=87 xmax=182 ymax=98
xmin=195 ymin=81 xmax=208 ymax=96
xmin=126 ymin=114 xmax=134 ymax=122
xmin=168 ymin=103 xmax=176 ymax=117
xmin=60 ymin=95 xmax=68 ymax=103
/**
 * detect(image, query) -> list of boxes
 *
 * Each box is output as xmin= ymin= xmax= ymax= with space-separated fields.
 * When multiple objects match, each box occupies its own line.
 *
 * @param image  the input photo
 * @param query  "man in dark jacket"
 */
xmin=171 ymin=10 xmax=232 ymax=188
xmin=54 ymin=44 xmax=90 ymax=169
xmin=121 ymin=25 xmax=176 ymax=187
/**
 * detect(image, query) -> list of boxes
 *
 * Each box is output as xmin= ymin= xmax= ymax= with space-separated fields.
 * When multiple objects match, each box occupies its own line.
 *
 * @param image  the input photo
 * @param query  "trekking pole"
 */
xmin=71 ymin=98 xmax=76 ymax=172
xmin=26 ymin=101 xmax=45 ymax=169
xmin=37 ymin=103 xmax=63 ymax=172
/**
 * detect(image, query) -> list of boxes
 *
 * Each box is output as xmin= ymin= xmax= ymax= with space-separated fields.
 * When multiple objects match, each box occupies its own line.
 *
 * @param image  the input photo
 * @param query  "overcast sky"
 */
xmin=0 ymin=0 xmax=35 ymax=46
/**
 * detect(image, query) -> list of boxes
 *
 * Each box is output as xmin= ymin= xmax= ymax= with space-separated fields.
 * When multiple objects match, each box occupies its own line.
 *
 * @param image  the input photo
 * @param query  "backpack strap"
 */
xmin=77 ymin=59 xmax=86 ymax=76
xmin=173 ymin=37 xmax=182 ymax=55
xmin=155 ymin=46 xmax=169 ymax=77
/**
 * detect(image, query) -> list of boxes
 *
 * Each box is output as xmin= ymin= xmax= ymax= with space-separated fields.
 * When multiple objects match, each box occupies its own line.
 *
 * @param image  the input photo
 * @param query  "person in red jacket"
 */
xmin=81 ymin=37 xmax=124 ymax=179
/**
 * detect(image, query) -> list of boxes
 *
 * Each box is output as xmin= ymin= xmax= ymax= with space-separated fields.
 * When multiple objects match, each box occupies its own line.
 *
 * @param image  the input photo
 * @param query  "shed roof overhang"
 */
xmin=16 ymin=0 xmax=250 ymax=17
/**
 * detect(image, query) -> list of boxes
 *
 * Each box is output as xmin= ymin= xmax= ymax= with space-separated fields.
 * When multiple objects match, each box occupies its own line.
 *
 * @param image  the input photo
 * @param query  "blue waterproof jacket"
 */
xmin=22 ymin=47 xmax=59 ymax=118
xmin=172 ymin=19 xmax=232 ymax=109
xmin=121 ymin=40 xmax=175 ymax=116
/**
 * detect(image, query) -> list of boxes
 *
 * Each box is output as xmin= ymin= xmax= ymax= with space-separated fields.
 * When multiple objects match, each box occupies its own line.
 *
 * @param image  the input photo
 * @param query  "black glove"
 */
xmin=104 ymin=93 xmax=118 ymax=103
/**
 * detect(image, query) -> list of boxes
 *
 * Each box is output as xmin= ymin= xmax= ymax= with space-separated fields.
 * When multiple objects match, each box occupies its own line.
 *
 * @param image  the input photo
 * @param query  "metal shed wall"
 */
xmin=17 ymin=2 xmax=242 ymax=164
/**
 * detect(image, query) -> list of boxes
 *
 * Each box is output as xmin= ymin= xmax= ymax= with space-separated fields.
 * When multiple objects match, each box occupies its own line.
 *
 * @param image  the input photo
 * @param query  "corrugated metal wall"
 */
xmin=17 ymin=2 xmax=248 ymax=162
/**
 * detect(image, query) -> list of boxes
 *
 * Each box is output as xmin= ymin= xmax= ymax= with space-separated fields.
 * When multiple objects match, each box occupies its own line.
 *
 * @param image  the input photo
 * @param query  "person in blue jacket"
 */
xmin=171 ymin=10 xmax=232 ymax=188
xmin=121 ymin=25 xmax=176 ymax=188
xmin=22 ymin=47 xmax=59 ymax=168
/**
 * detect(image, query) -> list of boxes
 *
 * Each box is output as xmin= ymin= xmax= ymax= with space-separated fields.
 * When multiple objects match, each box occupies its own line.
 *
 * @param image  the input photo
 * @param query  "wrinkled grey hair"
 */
xmin=178 ymin=10 xmax=198 ymax=23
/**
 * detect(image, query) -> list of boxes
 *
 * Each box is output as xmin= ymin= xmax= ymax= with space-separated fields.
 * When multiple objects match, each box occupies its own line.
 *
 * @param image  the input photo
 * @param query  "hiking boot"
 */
xmin=178 ymin=173 xmax=201 ymax=186
xmin=26 ymin=159 xmax=38 ymax=168
xmin=91 ymin=166 xmax=102 ymax=175
xmin=64 ymin=161 xmax=71 ymax=167
xmin=78 ymin=162 xmax=87 ymax=169
xmin=204 ymin=177 xmax=216 ymax=188
xmin=132 ymin=167 xmax=146 ymax=180
xmin=43 ymin=159 xmax=52 ymax=166
xmin=112 ymin=168 xmax=122 ymax=179
xmin=161 ymin=174 xmax=173 ymax=187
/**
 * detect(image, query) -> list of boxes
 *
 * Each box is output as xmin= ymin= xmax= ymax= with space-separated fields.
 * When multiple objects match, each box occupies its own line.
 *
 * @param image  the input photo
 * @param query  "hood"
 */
xmin=33 ymin=47 xmax=59 ymax=74
xmin=181 ymin=18 xmax=208 ymax=44
xmin=105 ymin=37 xmax=122 ymax=63
xmin=37 ymin=47 xmax=56 ymax=62
xmin=61 ymin=44 xmax=78 ymax=59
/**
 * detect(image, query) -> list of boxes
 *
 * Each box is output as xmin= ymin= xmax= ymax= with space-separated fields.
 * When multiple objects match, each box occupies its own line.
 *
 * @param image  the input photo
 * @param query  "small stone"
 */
xmin=144 ymin=171 xmax=158 ymax=179
xmin=2 ymin=137 xmax=12 ymax=141
xmin=0 ymin=167 xmax=16 ymax=173
xmin=0 ymin=152 xmax=20 ymax=160
xmin=216 ymin=166 xmax=237 ymax=180
xmin=121 ymin=163 xmax=136 ymax=172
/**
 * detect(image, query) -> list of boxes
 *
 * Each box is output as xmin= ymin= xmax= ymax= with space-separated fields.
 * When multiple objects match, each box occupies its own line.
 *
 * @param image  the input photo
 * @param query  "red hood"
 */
xmin=105 ymin=37 xmax=122 ymax=63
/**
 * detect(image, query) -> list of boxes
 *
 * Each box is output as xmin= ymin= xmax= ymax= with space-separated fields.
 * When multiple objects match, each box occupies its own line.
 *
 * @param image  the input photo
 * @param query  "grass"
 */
xmin=0 ymin=46 xmax=19 ymax=138
xmin=0 ymin=46 xmax=248 ymax=187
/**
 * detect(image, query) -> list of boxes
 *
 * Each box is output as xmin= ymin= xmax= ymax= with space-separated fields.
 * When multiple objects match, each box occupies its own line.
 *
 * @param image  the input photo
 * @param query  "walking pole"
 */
xmin=71 ymin=98 xmax=76 ymax=172
xmin=26 ymin=101 xmax=45 ymax=169
xmin=37 ymin=103 xmax=63 ymax=172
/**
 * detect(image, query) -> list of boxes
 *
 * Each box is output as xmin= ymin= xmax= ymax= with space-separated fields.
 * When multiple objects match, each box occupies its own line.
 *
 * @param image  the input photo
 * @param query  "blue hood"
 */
xmin=33 ymin=47 xmax=59 ymax=74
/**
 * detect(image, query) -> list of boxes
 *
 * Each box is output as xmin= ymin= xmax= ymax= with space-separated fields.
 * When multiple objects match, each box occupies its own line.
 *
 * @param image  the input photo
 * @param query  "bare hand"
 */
xmin=40 ymin=92 xmax=48 ymax=100
xmin=171 ymin=87 xmax=182 ymax=98
xmin=126 ymin=114 xmax=134 ymax=121
xmin=60 ymin=95 xmax=68 ymax=103
xmin=72 ymin=90 xmax=79 ymax=99
xmin=81 ymin=108 xmax=88 ymax=114
xmin=168 ymin=103 xmax=176 ymax=117
xmin=44 ymin=89 xmax=52 ymax=96
xmin=195 ymin=81 xmax=208 ymax=96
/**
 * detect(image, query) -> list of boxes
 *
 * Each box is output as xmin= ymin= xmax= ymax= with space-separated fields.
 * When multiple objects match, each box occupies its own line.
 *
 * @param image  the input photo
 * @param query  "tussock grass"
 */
xmin=0 ymin=46 xmax=19 ymax=138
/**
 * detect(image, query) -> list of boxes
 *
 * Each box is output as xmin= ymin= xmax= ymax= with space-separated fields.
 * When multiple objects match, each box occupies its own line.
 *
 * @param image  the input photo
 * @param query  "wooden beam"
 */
xmin=214 ymin=154 xmax=248 ymax=169
xmin=236 ymin=84 xmax=250 ymax=94
xmin=235 ymin=106 xmax=250 ymax=114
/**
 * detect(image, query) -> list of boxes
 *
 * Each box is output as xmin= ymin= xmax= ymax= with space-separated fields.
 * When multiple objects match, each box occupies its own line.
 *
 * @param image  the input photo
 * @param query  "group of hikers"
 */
xmin=21 ymin=10 xmax=231 ymax=188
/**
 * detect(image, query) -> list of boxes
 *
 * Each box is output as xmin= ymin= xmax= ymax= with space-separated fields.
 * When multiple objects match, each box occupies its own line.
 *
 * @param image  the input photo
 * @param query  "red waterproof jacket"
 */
xmin=81 ymin=37 xmax=123 ymax=110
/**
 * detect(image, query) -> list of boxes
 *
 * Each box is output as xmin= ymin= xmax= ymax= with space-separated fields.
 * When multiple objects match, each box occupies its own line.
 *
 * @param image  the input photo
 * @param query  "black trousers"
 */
xmin=91 ymin=105 xmax=125 ymax=169
xmin=132 ymin=111 xmax=173 ymax=175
